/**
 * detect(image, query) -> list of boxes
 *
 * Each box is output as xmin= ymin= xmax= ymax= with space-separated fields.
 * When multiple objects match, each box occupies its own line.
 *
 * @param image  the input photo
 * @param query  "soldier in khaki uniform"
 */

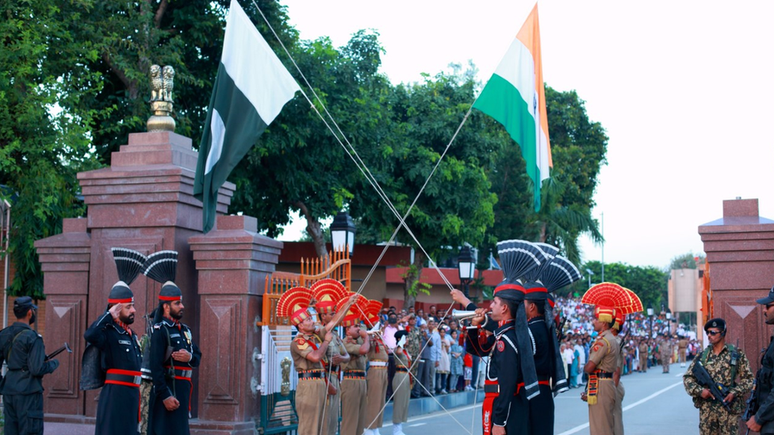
xmin=638 ymin=340 xmax=648 ymax=373
xmin=281 ymin=288 xmax=333 ymax=435
xmin=582 ymin=306 xmax=619 ymax=435
xmin=660 ymin=335 xmax=672 ymax=373
xmin=363 ymin=301 xmax=389 ymax=435
xmin=339 ymin=296 xmax=370 ymax=435
xmin=684 ymin=318 xmax=753 ymax=435
xmin=392 ymin=330 xmax=411 ymax=435
xmin=678 ymin=335 xmax=688 ymax=368
xmin=311 ymin=280 xmax=350 ymax=435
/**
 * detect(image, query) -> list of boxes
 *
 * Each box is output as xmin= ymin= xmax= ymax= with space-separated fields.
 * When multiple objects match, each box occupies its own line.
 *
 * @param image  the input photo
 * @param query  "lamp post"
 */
xmin=458 ymin=246 xmax=476 ymax=300
xmin=665 ymin=308 xmax=673 ymax=335
xmin=647 ymin=305 xmax=655 ymax=339
xmin=585 ymin=268 xmax=594 ymax=289
xmin=330 ymin=210 xmax=356 ymax=256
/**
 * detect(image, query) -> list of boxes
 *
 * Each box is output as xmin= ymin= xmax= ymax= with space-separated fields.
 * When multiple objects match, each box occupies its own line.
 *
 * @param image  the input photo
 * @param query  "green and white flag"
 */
xmin=194 ymin=0 xmax=299 ymax=233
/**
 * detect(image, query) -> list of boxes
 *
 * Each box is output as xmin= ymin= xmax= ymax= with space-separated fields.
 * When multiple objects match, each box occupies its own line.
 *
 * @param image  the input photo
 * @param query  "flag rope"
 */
xmin=248 ymin=1 xmax=482 ymax=433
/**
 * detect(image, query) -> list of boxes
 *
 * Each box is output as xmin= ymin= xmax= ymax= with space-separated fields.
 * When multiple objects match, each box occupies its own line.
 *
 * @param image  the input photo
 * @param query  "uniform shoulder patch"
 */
xmin=497 ymin=341 xmax=505 ymax=352
xmin=592 ymin=344 xmax=601 ymax=352
xmin=295 ymin=337 xmax=309 ymax=351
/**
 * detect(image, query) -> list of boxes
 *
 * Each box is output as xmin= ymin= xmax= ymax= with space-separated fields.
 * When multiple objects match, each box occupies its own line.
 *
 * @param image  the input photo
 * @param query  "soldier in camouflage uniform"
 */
xmin=404 ymin=314 xmax=422 ymax=397
xmin=660 ymin=335 xmax=672 ymax=373
xmin=683 ymin=318 xmax=753 ymax=435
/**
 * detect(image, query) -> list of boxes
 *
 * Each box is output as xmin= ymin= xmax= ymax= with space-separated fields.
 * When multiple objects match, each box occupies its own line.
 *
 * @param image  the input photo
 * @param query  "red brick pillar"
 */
xmin=188 ymin=215 xmax=282 ymax=434
xmin=35 ymin=218 xmax=91 ymax=419
xmin=699 ymin=198 xmax=774 ymax=373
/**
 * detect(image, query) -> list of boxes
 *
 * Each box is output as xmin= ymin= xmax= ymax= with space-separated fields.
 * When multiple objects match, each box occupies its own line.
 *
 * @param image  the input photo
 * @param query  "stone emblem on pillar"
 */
xmin=280 ymin=357 xmax=292 ymax=396
xmin=147 ymin=64 xmax=176 ymax=132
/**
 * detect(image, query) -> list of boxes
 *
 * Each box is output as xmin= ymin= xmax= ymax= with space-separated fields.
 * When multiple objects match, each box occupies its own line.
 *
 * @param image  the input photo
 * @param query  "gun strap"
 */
xmin=5 ymin=330 xmax=32 ymax=363
xmin=701 ymin=344 xmax=738 ymax=388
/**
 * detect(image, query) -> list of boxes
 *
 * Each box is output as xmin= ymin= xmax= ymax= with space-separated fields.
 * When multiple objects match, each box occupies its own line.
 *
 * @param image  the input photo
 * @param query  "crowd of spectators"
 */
xmin=376 ymin=296 xmax=702 ymax=401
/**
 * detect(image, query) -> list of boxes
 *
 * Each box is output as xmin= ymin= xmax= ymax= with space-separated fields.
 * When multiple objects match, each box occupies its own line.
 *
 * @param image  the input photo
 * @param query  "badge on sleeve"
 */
xmin=497 ymin=341 xmax=505 ymax=352
xmin=296 ymin=337 xmax=309 ymax=350
xmin=592 ymin=344 xmax=601 ymax=352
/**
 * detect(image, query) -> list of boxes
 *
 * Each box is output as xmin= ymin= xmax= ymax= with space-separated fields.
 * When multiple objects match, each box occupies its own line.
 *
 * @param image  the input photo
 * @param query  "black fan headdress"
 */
xmin=109 ymin=248 xmax=147 ymax=304
xmin=143 ymin=250 xmax=181 ymax=302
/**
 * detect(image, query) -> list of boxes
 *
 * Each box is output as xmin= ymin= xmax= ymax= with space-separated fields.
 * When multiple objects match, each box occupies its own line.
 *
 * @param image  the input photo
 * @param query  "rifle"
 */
xmin=45 ymin=342 xmax=72 ymax=362
xmin=692 ymin=359 xmax=732 ymax=412
xmin=743 ymin=374 xmax=758 ymax=435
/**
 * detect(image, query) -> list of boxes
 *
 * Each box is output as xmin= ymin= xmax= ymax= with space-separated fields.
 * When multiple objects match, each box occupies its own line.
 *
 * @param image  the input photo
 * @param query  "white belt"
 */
xmin=369 ymin=361 xmax=388 ymax=367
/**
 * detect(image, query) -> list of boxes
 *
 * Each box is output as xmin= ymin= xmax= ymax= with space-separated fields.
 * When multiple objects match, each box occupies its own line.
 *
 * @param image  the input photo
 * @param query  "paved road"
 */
xmin=376 ymin=363 xmax=700 ymax=435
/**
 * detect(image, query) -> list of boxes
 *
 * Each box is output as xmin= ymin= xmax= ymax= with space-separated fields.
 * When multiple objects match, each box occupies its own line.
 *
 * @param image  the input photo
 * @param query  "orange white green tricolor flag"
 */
xmin=473 ymin=4 xmax=551 ymax=211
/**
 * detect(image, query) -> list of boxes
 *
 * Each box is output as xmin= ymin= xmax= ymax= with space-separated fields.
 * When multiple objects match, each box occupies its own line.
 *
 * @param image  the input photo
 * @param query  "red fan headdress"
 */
xmin=362 ymin=299 xmax=383 ymax=328
xmin=582 ymin=282 xmax=630 ymax=309
xmin=311 ymin=278 xmax=349 ymax=315
xmin=277 ymin=287 xmax=313 ymax=326
xmin=336 ymin=292 xmax=368 ymax=328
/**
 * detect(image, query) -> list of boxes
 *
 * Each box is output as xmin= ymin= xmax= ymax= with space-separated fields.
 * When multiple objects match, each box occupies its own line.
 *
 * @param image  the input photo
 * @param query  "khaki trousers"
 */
xmin=588 ymin=378 xmax=616 ymax=435
xmin=392 ymin=372 xmax=410 ymax=424
xmin=296 ymin=378 xmax=327 ymax=435
xmin=322 ymin=375 xmax=340 ymax=435
xmin=613 ymin=381 xmax=625 ymax=435
xmin=365 ymin=367 xmax=388 ymax=429
xmin=340 ymin=377 xmax=367 ymax=435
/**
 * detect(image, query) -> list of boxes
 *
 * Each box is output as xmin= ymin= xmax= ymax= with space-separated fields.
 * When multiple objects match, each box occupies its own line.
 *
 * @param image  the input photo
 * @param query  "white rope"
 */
xmin=247 ymin=1 xmax=485 ymax=432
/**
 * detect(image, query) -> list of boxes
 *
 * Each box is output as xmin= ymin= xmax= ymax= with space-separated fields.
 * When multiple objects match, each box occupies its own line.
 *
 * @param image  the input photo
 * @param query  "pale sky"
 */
xmin=276 ymin=0 xmax=774 ymax=269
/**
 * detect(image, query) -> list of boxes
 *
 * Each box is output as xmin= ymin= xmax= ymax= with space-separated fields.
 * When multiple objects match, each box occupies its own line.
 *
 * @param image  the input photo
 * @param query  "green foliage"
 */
xmin=399 ymin=262 xmax=432 ymax=297
xmin=0 ymin=1 xmax=101 ymax=298
xmin=579 ymin=260 xmax=669 ymax=310
xmin=669 ymin=252 xmax=704 ymax=270
xmin=56 ymin=0 xmax=297 ymax=164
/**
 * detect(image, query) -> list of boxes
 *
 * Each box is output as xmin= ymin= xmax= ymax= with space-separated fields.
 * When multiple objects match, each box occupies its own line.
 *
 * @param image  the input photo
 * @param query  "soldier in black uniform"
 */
xmin=144 ymin=251 xmax=202 ymax=435
xmin=0 ymin=296 xmax=59 ymax=435
xmin=85 ymin=247 xmax=146 ymax=435
xmin=523 ymin=284 xmax=557 ymax=435
xmin=747 ymin=286 xmax=774 ymax=434
xmin=466 ymin=285 xmax=536 ymax=435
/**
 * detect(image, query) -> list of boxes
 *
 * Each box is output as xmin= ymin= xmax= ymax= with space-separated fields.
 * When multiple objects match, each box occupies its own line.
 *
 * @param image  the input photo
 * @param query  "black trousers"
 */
xmin=386 ymin=353 xmax=396 ymax=399
xmin=3 ymin=393 xmax=44 ymax=435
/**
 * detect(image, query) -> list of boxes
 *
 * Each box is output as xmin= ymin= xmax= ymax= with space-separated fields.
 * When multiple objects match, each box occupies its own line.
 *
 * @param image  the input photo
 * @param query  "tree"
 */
xmin=0 ymin=1 xmax=102 ymax=298
xmin=353 ymin=68 xmax=498 ymax=308
xmin=579 ymin=261 xmax=668 ymax=310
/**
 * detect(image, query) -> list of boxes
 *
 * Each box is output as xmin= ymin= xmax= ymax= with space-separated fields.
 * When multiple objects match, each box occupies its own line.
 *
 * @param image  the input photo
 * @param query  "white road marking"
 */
xmin=558 ymin=381 xmax=684 ymax=435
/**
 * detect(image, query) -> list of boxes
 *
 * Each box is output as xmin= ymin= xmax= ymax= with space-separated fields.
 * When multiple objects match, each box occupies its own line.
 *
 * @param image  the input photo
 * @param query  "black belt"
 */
xmin=483 ymin=376 xmax=550 ymax=394
xmin=343 ymin=370 xmax=365 ymax=377
xmin=299 ymin=371 xmax=326 ymax=380
xmin=595 ymin=372 xmax=613 ymax=379
xmin=396 ymin=367 xmax=409 ymax=373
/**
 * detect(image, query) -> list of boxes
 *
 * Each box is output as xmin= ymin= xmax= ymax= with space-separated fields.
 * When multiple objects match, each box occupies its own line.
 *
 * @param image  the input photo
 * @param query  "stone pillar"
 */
xmin=699 ymin=198 xmax=774 ymax=373
xmin=35 ymin=131 xmax=235 ymax=423
xmin=35 ymin=218 xmax=91 ymax=419
xmin=188 ymin=215 xmax=282 ymax=434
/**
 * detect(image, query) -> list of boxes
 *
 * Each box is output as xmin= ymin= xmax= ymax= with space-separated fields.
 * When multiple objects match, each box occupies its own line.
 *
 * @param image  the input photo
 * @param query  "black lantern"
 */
xmin=458 ymin=246 xmax=476 ymax=298
xmin=330 ymin=211 xmax=356 ymax=256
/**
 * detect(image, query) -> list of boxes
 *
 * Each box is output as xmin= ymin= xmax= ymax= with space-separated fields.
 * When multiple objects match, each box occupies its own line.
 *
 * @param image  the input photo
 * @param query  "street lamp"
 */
xmin=585 ymin=269 xmax=594 ymax=288
xmin=647 ymin=305 xmax=655 ymax=339
xmin=458 ymin=246 xmax=476 ymax=299
xmin=330 ymin=210 xmax=356 ymax=256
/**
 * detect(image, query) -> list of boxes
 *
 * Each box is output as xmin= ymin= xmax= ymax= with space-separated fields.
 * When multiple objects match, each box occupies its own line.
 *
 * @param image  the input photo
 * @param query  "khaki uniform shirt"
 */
xmin=291 ymin=332 xmax=325 ymax=371
xmin=342 ymin=336 xmax=366 ymax=371
xmin=589 ymin=329 xmax=618 ymax=372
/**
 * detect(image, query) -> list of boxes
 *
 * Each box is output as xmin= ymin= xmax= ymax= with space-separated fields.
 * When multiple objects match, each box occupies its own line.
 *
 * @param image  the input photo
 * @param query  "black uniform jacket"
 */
xmin=84 ymin=312 xmax=143 ymax=435
xmin=0 ymin=322 xmax=58 ymax=395
xmin=756 ymin=336 xmax=774 ymax=433
xmin=149 ymin=318 xmax=201 ymax=402
xmin=466 ymin=319 xmax=525 ymax=429
xmin=527 ymin=317 xmax=555 ymax=435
